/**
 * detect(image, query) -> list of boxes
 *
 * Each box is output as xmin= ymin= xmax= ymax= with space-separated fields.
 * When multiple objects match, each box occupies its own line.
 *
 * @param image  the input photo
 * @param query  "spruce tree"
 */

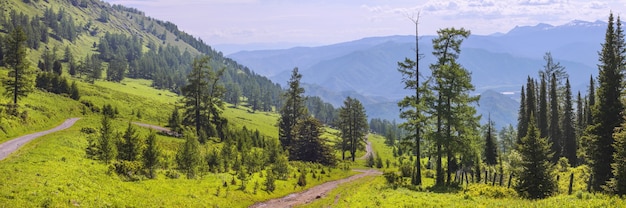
xmin=549 ymin=73 xmax=561 ymax=162
xmin=538 ymin=75 xmax=548 ymax=138
xmin=562 ymin=79 xmax=577 ymax=166
xmin=515 ymin=115 xmax=557 ymax=199
xmin=585 ymin=13 xmax=624 ymax=191
xmin=98 ymin=115 xmax=117 ymax=164
xmin=484 ymin=114 xmax=498 ymax=166
xmin=517 ymin=86 xmax=528 ymax=144
xmin=608 ymin=119 xmax=626 ymax=195
xmin=278 ymin=68 xmax=308 ymax=158
xmin=176 ymin=131 xmax=202 ymax=179
xmin=143 ymin=132 xmax=161 ymax=179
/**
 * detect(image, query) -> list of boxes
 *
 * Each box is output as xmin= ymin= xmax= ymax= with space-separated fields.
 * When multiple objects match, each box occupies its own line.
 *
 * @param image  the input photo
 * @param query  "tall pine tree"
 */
xmin=585 ymin=13 xmax=625 ymax=191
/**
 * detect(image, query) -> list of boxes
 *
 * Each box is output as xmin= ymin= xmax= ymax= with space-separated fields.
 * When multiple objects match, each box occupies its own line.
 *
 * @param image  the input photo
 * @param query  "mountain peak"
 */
xmin=562 ymin=19 xmax=606 ymax=27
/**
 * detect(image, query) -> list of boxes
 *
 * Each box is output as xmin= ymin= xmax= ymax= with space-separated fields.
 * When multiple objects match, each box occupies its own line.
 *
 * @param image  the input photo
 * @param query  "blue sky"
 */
xmin=104 ymin=0 xmax=625 ymax=48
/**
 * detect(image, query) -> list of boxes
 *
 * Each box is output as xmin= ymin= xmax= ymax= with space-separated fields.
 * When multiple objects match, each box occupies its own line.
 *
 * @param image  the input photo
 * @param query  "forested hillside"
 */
xmin=0 ymin=0 xmax=285 ymax=112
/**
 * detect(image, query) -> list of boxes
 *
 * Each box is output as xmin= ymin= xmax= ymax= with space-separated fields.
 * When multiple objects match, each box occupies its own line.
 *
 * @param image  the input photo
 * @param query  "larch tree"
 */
xmin=278 ymin=68 xmax=308 ymax=158
xmin=3 ymin=26 xmax=35 ymax=105
xmin=429 ymin=27 xmax=478 ymax=186
xmin=585 ymin=13 xmax=624 ymax=191
xmin=337 ymin=97 xmax=368 ymax=162
xmin=397 ymin=12 xmax=428 ymax=186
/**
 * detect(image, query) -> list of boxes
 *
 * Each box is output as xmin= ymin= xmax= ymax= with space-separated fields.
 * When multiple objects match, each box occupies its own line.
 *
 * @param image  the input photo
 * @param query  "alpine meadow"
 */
xmin=1 ymin=0 xmax=626 ymax=207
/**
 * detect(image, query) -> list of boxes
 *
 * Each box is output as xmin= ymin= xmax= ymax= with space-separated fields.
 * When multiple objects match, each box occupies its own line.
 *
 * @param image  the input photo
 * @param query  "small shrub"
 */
xmin=297 ymin=172 xmax=307 ymax=187
xmin=81 ymin=127 xmax=97 ymax=134
xmin=366 ymin=154 xmax=375 ymax=168
xmin=376 ymin=156 xmax=383 ymax=169
xmin=383 ymin=171 xmax=401 ymax=189
xmin=557 ymin=157 xmax=570 ymax=172
xmin=165 ymin=170 xmax=180 ymax=179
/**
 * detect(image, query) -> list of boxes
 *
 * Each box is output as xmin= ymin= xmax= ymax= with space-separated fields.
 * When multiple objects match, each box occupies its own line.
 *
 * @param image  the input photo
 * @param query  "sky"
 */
xmin=103 ymin=0 xmax=626 ymax=51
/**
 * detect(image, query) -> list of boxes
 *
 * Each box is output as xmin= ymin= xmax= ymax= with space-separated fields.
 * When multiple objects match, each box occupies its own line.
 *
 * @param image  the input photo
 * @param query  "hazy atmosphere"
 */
xmin=105 ymin=0 xmax=625 ymax=51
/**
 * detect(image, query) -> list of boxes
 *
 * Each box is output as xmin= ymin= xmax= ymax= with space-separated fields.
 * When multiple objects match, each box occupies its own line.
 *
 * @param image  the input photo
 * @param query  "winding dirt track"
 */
xmin=250 ymin=135 xmax=379 ymax=208
xmin=249 ymin=169 xmax=381 ymax=208
xmin=131 ymin=122 xmax=170 ymax=132
xmin=0 ymin=118 xmax=81 ymax=161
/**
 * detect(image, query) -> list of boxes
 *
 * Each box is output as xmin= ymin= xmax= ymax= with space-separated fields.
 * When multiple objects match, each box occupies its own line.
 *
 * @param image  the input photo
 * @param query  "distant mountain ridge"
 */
xmin=228 ymin=20 xmax=606 ymax=128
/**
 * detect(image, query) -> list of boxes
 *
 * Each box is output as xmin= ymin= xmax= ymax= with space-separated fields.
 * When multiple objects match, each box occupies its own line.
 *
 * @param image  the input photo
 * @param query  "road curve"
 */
xmin=0 ymin=118 xmax=81 ymax=161
xmin=249 ymin=169 xmax=382 ymax=208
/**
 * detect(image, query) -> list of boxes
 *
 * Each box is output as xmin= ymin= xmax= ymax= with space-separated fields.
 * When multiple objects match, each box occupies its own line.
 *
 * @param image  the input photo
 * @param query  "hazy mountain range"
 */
xmin=228 ymin=20 xmax=606 ymax=129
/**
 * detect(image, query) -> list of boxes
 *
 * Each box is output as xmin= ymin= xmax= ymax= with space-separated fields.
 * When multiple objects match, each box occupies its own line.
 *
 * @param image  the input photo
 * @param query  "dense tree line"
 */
xmin=514 ymin=13 xmax=626 ymax=198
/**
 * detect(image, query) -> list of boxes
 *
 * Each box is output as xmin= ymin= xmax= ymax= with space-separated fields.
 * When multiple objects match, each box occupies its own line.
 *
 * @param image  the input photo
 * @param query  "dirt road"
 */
xmin=0 ymin=118 xmax=80 ymax=161
xmin=360 ymin=134 xmax=373 ymax=160
xmin=249 ymin=169 xmax=382 ymax=208
xmin=131 ymin=122 xmax=170 ymax=132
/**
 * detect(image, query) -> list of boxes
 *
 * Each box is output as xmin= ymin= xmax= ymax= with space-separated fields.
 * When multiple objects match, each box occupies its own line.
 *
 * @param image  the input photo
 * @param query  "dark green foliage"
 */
xmin=515 ymin=116 xmax=557 ymax=199
xmin=181 ymin=56 xmax=226 ymax=143
xmin=176 ymin=131 xmax=202 ymax=179
xmin=297 ymin=172 xmax=307 ymax=187
xmin=117 ymin=123 xmax=142 ymax=161
xmin=3 ymin=26 xmax=35 ymax=105
xmin=549 ymin=74 xmax=561 ymax=162
xmin=608 ymin=120 xmax=626 ymax=195
xmin=70 ymin=81 xmax=80 ymax=100
xmin=337 ymin=97 xmax=368 ymax=161
xmin=106 ymin=56 xmax=127 ymax=82
xmin=429 ymin=27 xmax=479 ymax=186
xmin=98 ymin=116 xmax=117 ymax=164
xmin=538 ymin=75 xmax=548 ymax=138
xmin=101 ymin=104 xmax=118 ymax=119
xmin=517 ymin=86 xmax=527 ymax=144
xmin=562 ymin=79 xmax=577 ymax=166
xmin=167 ymin=107 xmax=182 ymax=134
xmin=35 ymin=72 xmax=73 ymax=96
xmin=484 ymin=115 xmax=498 ymax=166
xmin=585 ymin=13 xmax=624 ymax=191
xmin=291 ymin=117 xmax=337 ymax=166
xmin=278 ymin=68 xmax=308 ymax=157
xmin=264 ymin=170 xmax=276 ymax=192
xmin=143 ymin=132 xmax=161 ymax=179
xmin=52 ymin=60 xmax=62 ymax=75
xmin=375 ymin=155 xmax=383 ymax=169
xmin=305 ymin=96 xmax=337 ymax=125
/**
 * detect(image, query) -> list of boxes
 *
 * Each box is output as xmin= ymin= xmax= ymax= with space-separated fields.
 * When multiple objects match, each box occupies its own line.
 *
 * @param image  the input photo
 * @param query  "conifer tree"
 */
xmin=118 ymin=122 xmax=142 ymax=161
xmin=337 ymin=97 xmax=368 ymax=162
xmin=484 ymin=114 xmax=498 ymax=166
xmin=3 ymin=26 xmax=34 ymax=105
xmin=562 ymin=79 xmax=577 ymax=166
xmin=585 ymin=13 xmax=624 ymax=191
xmin=291 ymin=117 xmax=336 ymax=166
xmin=278 ymin=68 xmax=308 ymax=158
xmin=609 ymin=120 xmax=626 ymax=195
xmin=177 ymin=131 xmax=202 ymax=179
xmin=143 ymin=131 xmax=161 ymax=179
xmin=517 ymin=86 xmax=528 ymax=144
xmin=515 ymin=115 xmax=556 ymax=199
xmin=549 ymin=74 xmax=561 ymax=162
xmin=538 ymin=75 xmax=548 ymax=138
xmin=98 ymin=115 xmax=117 ymax=164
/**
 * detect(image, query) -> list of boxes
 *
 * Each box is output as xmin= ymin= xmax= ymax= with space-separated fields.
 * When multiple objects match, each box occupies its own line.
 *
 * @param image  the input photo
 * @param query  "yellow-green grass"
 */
xmin=0 ymin=116 xmax=358 ymax=207
xmin=300 ymin=174 xmax=626 ymax=208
